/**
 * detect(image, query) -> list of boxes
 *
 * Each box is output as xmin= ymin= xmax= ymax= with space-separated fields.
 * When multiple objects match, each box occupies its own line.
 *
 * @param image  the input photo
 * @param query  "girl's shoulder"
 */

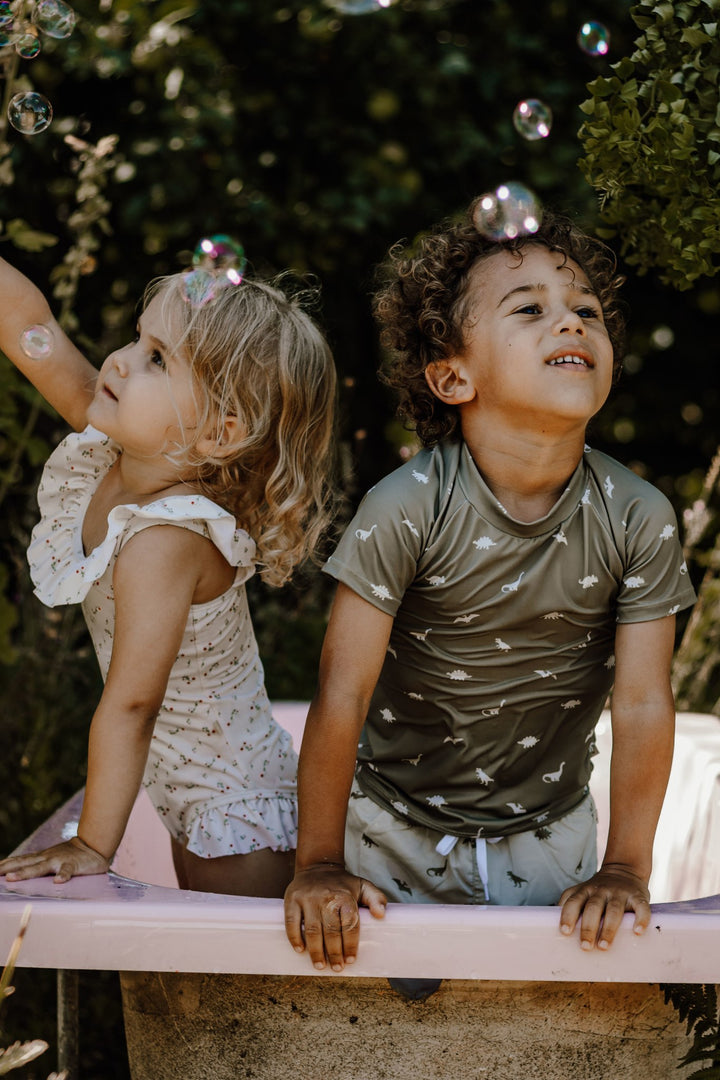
xmin=29 ymin=427 xmax=257 ymax=607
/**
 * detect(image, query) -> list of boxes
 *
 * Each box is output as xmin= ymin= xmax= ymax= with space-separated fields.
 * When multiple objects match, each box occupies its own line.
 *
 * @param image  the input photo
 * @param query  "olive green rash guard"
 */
xmin=324 ymin=439 xmax=696 ymax=839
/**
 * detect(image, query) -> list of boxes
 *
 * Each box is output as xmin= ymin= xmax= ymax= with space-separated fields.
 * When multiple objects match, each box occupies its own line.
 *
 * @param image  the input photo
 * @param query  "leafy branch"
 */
xmin=578 ymin=0 xmax=720 ymax=290
xmin=661 ymin=984 xmax=720 ymax=1078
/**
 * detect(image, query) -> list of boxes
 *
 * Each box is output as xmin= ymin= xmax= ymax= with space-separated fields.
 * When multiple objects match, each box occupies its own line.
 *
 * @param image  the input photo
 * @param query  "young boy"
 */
xmin=284 ymin=203 xmax=696 ymax=971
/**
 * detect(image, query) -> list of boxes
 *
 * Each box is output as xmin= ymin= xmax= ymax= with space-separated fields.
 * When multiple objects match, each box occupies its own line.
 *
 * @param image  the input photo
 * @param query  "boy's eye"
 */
xmin=515 ymin=303 xmax=541 ymax=315
xmin=577 ymin=306 xmax=600 ymax=319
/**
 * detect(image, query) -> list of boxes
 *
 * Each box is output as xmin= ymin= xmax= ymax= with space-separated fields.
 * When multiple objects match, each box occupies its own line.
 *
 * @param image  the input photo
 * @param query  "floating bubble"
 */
xmin=0 ymin=1 xmax=12 ymax=27
xmin=192 ymin=234 xmax=247 ymax=276
xmin=323 ymin=0 xmax=397 ymax=12
xmin=181 ymin=269 xmax=218 ymax=308
xmin=0 ymin=26 xmax=14 ymax=46
xmin=577 ymin=20 xmax=610 ymax=57
xmin=20 ymin=324 xmax=55 ymax=360
xmin=472 ymin=182 xmax=543 ymax=241
xmin=8 ymin=92 xmax=53 ymax=134
xmin=15 ymin=31 xmax=41 ymax=58
xmin=513 ymin=99 xmax=552 ymax=141
xmin=32 ymin=0 xmax=76 ymax=38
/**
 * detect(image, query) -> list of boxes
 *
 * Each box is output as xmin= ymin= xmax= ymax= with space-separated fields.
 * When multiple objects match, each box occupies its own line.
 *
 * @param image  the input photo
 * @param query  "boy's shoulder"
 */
xmin=359 ymin=439 xmax=462 ymax=506
xmin=584 ymin=446 xmax=674 ymax=511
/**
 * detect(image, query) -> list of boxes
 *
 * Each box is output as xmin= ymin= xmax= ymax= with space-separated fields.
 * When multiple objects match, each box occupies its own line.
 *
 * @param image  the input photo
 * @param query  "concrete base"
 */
xmin=120 ymin=972 xmax=700 ymax=1080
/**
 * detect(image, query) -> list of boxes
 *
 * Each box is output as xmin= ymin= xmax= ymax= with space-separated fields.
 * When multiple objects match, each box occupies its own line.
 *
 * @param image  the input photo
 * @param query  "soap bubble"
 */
xmin=192 ymin=234 xmax=247 ymax=280
xmin=472 ymin=182 xmax=543 ymax=241
xmin=15 ymin=32 xmax=42 ymax=58
xmin=324 ymin=0 xmax=397 ymax=12
xmin=0 ymin=1 xmax=12 ymax=27
xmin=512 ymin=99 xmax=552 ymax=141
xmin=577 ymin=21 xmax=610 ymax=57
xmin=181 ymin=269 xmax=218 ymax=307
xmin=8 ymin=92 xmax=53 ymax=134
xmin=32 ymin=0 xmax=76 ymax=38
xmin=20 ymin=324 xmax=55 ymax=360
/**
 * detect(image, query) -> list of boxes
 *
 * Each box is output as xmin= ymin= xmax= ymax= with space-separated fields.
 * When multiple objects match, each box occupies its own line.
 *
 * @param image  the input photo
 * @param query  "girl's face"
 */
xmin=87 ymin=293 xmax=203 ymax=460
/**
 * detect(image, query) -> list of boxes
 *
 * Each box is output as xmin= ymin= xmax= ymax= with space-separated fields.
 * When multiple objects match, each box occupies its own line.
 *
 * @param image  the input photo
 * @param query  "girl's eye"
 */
xmin=149 ymin=350 xmax=166 ymax=369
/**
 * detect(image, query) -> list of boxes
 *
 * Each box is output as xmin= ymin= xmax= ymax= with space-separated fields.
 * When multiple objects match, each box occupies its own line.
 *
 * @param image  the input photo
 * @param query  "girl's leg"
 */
xmin=171 ymin=838 xmax=295 ymax=899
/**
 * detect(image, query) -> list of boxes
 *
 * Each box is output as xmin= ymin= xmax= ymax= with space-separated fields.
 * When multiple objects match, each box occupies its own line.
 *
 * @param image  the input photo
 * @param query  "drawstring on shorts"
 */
xmin=435 ymin=833 xmax=502 ymax=901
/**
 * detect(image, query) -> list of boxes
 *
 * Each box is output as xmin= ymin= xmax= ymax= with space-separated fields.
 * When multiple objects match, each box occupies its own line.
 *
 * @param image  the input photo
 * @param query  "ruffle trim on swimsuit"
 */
xmin=182 ymin=793 xmax=298 ymax=858
xmin=28 ymin=425 xmax=257 ymax=607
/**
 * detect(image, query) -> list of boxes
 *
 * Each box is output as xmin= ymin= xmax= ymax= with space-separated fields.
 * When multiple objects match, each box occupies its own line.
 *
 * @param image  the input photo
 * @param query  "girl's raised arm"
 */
xmin=0 ymin=255 xmax=98 ymax=430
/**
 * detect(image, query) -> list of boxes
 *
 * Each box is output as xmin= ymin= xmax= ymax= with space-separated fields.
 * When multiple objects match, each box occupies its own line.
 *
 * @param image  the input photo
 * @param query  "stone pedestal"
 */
xmin=120 ymin=972 xmax=699 ymax=1080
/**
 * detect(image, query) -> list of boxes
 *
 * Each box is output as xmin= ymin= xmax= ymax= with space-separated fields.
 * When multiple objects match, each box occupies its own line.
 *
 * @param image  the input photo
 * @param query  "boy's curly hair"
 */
xmin=373 ymin=200 xmax=627 ymax=447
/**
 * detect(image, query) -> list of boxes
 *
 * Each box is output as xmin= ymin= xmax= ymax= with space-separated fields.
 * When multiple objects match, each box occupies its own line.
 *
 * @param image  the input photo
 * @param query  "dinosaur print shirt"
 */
xmin=324 ymin=439 xmax=696 ymax=839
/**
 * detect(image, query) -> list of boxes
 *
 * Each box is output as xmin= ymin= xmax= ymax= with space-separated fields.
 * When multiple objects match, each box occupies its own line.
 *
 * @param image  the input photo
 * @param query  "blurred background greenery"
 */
xmin=0 ymin=0 xmax=718 ymax=1075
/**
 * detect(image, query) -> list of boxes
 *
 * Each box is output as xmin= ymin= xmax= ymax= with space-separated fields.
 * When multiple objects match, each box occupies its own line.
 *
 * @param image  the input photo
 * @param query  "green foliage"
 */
xmin=579 ymin=0 xmax=720 ymax=289
xmin=1 ymin=221 xmax=58 ymax=254
xmin=661 ymin=983 xmax=720 ymax=1077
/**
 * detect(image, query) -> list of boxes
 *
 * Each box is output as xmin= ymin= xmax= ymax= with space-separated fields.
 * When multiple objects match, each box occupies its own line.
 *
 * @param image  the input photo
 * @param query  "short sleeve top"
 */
xmin=324 ymin=439 xmax=696 ymax=838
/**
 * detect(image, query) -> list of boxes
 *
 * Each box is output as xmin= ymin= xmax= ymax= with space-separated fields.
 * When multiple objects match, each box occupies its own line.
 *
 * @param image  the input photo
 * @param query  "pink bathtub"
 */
xmin=2 ymin=705 xmax=720 ymax=1080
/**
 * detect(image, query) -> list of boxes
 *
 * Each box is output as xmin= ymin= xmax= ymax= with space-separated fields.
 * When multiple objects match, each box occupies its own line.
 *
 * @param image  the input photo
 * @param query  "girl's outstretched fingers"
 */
xmin=0 ymin=837 xmax=110 ymax=884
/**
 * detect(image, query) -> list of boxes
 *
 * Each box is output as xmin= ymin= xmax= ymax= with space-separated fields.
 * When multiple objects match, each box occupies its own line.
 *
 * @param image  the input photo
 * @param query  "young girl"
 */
xmin=0 ymin=252 xmax=336 ymax=898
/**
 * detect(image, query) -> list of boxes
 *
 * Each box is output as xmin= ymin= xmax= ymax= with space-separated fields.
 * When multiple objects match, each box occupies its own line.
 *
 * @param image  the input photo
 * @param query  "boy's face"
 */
xmin=449 ymin=245 xmax=614 ymax=438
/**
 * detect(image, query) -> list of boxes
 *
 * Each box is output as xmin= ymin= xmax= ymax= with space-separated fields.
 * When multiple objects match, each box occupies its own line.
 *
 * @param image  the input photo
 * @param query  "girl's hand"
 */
xmin=284 ymin=864 xmax=387 ymax=972
xmin=0 ymin=836 xmax=111 ymax=884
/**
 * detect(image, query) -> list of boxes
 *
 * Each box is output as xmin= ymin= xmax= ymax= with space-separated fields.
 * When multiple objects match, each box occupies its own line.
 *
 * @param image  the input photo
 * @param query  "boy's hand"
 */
xmin=558 ymin=863 xmax=650 ymax=950
xmin=284 ymin=864 xmax=387 ymax=971
xmin=0 ymin=837 xmax=110 ymax=884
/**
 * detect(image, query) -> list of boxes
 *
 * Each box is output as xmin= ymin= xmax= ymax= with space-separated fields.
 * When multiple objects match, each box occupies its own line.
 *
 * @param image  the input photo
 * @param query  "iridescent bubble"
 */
xmin=32 ymin=0 xmax=76 ymax=39
xmin=0 ymin=26 xmax=14 ymax=47
xmin=513 ymin=99 xmax=552 ymax=141
xmin=472 ymin=182 xmax=543 ymax=241
xmin=15 ymin=32 xmax=42 ymax=58
xmin=20 ymin=324 xmax=55 ymax=360
xmin=8 ymin=92 xmax=53 ymax=135
xmin=0 ymin=1 xmax=12 ymax=27
xmin=324 ymin=0 xmax=397 ymax=12
xmin=192 ymin=234 xmax=247 ymax=276
xmin=181 ymin=269 xmax=218 ymax=308
xmin=577 ymin=20 xmax=610 ymax=57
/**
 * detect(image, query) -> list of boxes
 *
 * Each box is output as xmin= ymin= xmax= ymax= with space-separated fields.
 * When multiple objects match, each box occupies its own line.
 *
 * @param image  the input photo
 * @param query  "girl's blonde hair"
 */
xmin=145 ymin=272 xmax=337 ymax=587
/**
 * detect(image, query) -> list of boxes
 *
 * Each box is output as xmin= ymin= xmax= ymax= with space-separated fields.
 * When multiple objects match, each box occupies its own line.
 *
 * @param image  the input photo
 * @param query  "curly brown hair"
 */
xmin=373 ymin=200 xmax=627 ymax=447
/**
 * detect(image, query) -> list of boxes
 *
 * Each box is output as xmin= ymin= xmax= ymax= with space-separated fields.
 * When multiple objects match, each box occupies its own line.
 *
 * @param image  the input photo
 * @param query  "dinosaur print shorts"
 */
xmin=344 ymin=783 xmax=598 ymax=906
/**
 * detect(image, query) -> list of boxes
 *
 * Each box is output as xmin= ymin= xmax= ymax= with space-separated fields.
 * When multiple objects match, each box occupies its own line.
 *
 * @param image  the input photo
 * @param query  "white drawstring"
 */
xmin=435 ymin=834 xmax=501 ymax=901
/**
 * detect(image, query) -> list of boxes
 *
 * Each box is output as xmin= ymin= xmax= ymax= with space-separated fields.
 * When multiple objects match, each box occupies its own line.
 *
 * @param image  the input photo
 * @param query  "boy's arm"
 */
xmin=284 ymin=582 xmax=393 ymax=971
xmin=0 ymin=526 xmax=200 ymax=881
xmin=559 ymin=615 xmax=676 ymax=949
xmin=0 ymin=256 xmax=98 ymax=430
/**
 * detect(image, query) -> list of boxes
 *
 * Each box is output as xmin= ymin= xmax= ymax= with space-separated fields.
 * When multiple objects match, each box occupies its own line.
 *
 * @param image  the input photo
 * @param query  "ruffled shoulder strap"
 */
xmin=28 ymin=426 xmax=256 ymax=607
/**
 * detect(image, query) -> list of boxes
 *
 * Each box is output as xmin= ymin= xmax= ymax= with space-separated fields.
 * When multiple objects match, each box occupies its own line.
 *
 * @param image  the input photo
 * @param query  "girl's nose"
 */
xmin=110 ymin=345 xmax=131 ymax=375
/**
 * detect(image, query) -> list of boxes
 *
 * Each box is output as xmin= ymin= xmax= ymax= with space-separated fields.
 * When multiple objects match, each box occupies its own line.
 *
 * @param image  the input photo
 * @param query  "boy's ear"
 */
xmin=425 ymin=358 xmax=476 ymax=405
xmin=195 ymin=415 xmax=245 ymax=459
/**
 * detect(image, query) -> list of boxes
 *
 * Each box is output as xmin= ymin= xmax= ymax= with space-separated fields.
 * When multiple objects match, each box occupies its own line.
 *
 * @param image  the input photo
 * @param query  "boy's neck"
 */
xmin=462 ymin=423 xmax=587 ymax=524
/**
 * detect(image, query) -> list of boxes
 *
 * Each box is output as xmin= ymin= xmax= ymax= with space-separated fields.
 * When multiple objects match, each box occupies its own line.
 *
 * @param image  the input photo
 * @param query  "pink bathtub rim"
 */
xmin=1 ymin=704 xmax=719 ymax=983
